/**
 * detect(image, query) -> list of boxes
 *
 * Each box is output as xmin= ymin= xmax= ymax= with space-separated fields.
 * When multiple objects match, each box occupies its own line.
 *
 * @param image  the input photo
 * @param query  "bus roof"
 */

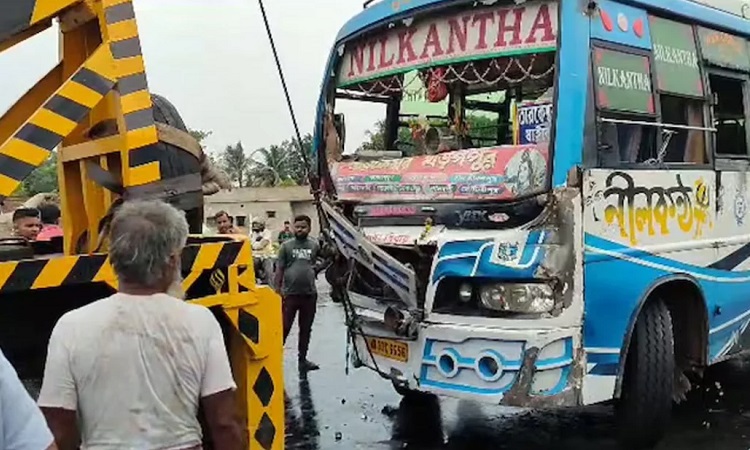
xmin=334 ymin=0 xmax=750 ymax=46
xmin=686 ymin=0 xmax=750 ymax=19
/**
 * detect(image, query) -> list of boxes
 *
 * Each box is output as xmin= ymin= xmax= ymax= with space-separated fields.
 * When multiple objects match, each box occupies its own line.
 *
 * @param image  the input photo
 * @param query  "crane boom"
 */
xmin=0 ymin=2 xmax=284 ymax=449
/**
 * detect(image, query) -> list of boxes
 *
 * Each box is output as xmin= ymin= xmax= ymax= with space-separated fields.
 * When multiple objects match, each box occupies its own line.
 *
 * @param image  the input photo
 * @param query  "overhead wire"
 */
xmin=255 ymin=0 xmax=397 ymax=384
xmin=255 ymin=0 xmax=319 ymax=192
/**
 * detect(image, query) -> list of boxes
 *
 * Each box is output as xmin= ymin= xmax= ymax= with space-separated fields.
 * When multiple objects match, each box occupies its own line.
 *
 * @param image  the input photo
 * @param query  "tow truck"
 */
xmin=0 ymin=1 xmax=283 ymax=448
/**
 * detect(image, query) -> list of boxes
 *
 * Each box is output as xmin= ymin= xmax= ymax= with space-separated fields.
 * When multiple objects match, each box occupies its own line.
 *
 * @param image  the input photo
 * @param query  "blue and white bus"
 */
xmin=311 ymin=0 xmax=750 ymax=446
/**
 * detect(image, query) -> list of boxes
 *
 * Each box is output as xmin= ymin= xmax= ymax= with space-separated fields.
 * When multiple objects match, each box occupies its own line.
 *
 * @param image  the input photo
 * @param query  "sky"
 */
xmin=0 ymin=0 xmax=384 ymax=156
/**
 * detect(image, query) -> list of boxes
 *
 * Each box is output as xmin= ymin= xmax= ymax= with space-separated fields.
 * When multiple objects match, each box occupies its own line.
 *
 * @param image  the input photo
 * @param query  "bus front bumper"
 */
xmin=352 ymin=321 xmax=585 ymax=408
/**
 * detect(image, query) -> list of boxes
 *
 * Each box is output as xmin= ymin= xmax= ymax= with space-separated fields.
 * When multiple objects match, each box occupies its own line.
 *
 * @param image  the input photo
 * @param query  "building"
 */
xmin=203 ymin=186 xmax=319 ymax=235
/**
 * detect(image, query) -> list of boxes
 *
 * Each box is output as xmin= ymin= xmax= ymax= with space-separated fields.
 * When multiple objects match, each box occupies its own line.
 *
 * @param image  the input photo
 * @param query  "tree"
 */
xmin=18 ymin=153 xmax=58 ymax=196
xmin=357 ymin=120 xmax=412 ymax=152
xmin=282 ymin=134 xmax=312 ymax=185
xmin=188 ymin=129 xmax=212 ymax=149
xmin=358 ymin=121 xmax=388 ymax=152
xmin=219 ymin=141 xmax=250 ymax=187
xmin=358 ymin=115 xmax=502 ymax=152
xmin=247 ymin=134 xmax=312 ymax=187
xmin=189 ymin=128 xmax=221 ymax=166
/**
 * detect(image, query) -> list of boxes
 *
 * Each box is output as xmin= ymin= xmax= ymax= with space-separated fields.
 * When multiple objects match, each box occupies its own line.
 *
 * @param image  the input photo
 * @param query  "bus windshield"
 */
xmin=328 ymin=0 xmax=558 ymax=204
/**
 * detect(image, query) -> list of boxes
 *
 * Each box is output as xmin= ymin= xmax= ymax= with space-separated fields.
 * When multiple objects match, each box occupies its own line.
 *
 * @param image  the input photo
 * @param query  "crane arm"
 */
xmin=0 ymin=0 xmax=80 ymax=44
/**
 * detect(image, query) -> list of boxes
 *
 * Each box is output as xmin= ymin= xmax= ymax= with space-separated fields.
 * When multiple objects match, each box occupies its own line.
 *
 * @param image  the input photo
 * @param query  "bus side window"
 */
xmin=597 ymin=117 xmax=656 ymax=167
xmin=660 ymin=95 xmax=707 ymax=163
xmin=709 ymin=74 xmax=748 ymax=157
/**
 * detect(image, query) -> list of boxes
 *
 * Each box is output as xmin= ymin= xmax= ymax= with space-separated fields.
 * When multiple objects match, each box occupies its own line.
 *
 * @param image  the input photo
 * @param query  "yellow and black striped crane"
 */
xmin=0 ymin=2 xmax=283 ymax=449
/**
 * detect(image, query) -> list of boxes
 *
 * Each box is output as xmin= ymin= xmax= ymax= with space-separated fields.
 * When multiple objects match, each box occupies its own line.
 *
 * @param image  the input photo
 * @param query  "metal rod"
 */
xmin=336 ymin=91 xmax=391 ymax=104
xmin=599 ymin=117 xmax=717 ymax=132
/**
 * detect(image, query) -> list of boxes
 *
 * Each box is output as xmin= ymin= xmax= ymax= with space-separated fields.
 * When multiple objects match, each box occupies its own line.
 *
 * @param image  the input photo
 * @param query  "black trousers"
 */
xmin=282 ymin=293 xmax=318 ymax=361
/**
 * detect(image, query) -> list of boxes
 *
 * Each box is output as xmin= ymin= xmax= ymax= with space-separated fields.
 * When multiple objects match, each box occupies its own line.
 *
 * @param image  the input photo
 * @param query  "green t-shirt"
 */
xmin=277 ymin=237 xmax=320 ymax=296
xmin=277 ymin=231 xmax=294 ymax=243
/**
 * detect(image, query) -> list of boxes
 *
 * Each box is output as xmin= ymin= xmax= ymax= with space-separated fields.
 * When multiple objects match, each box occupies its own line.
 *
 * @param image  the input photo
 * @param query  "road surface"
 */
xmin=283 ymin=284 xmax=750 ymax=449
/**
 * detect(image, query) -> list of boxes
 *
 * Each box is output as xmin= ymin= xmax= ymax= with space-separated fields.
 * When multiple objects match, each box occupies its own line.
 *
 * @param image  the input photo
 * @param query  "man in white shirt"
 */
xmin=0 ymin=348 xmax=56 ymax=450
xmin=250 ymin=219 xmax=272 ymax=255
xmin=37 ymin=200 xmax=244 ymax=450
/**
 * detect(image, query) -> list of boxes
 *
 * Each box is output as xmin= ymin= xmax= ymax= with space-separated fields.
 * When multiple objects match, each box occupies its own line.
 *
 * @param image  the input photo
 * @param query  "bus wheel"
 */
xmin=617 ymin=298 xmax=675 ymax=449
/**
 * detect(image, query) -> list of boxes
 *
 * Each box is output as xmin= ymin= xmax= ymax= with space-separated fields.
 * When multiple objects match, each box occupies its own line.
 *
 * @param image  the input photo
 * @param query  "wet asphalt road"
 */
xmin=283 ymin=285 xmax=750 ymax=450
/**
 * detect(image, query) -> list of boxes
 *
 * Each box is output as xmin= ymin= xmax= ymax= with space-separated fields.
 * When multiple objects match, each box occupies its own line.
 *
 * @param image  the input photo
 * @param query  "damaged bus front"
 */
xmin=314 ymin=0 xmax=583 ymax=406
xmin=312 ymin=0 xmax=750 ymax=446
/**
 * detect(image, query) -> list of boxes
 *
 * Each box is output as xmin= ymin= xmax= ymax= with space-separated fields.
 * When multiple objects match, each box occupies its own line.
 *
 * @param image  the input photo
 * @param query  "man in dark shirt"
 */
xmin=275 ymin=215 xmax=322 ymax=372
xmin=277 ymin=220 xmax=294 ymax=244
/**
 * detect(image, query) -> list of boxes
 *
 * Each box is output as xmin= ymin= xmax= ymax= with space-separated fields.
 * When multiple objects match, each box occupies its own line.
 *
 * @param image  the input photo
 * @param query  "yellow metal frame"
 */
xmin=0 ymin=1 xmax=283 ymax=448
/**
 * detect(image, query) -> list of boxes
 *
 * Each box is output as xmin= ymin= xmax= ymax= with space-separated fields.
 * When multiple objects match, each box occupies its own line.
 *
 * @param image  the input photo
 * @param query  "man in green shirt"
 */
xmin=275 ymin=215 xmax=323 ymax=371
xmin=277 ymin=220 xmax=294 ymax=244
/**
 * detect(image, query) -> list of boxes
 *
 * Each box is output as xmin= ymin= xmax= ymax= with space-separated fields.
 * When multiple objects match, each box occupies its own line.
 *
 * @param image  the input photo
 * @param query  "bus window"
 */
xmin=660 ymin=96 xmax=707 ymax=163
xmin=597 ymin=117 xmax=656 ymax=166
xmin=709 ymin=74 xmax=748 ymax=157
xmin=592 ymin=46 xmax=658 ymax=166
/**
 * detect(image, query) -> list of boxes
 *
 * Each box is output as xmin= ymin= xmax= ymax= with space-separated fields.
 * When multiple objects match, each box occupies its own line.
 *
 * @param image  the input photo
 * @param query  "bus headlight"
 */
xmin=478 ymin=283 xmax=555 ymax=313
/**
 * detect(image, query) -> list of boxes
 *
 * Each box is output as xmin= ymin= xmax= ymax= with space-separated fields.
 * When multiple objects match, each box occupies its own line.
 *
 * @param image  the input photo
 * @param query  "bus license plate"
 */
xmin=367 ymin=337 xmax=409 ymax=362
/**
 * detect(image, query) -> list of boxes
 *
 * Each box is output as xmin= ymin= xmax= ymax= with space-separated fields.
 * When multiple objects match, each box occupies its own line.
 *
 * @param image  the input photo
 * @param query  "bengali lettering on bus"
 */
xmin=516 ymin=102 xmax=552 ymax=145
xmin=330 ymin=144 xmax=549 ymax=202
xmin=602 ymin=171 xmax=713 ymax=245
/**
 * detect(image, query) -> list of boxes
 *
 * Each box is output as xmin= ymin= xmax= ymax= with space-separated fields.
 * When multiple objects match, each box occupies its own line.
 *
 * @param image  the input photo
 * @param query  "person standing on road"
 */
xmin=0 ymin=348 xmax=57 ymax=450
xmin=214 ymin=210 xmax=237 ymax=234
xmin=277 ymin=220 xmax=294 ymax=244
xmin=37 ymin=200 xmax=244 ymax=450
xmin=275 ymin=215 xmax=324 ymax=372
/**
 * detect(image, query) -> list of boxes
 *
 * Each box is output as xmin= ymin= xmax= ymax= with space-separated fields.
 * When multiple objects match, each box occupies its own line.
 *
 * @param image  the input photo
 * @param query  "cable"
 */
xmin=254 ymin=0 xmax=393 ymax=381
xmin=255 ymin=0 xmax=319 ymax=192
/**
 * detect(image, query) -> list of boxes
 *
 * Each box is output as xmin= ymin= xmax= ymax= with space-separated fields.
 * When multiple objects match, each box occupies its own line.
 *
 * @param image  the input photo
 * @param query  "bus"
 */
xmin=311 ymin=0 xmax=750 ymax=446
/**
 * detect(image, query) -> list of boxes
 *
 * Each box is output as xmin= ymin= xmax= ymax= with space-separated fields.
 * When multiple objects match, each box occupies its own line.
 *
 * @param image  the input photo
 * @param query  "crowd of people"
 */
xmin=0 ymin=201 xmax=327 ymax=449
xmin=2 ymin=200 xmax=245 ymax=449
xmin=211 ymin=210 xmax=294 ymax=246
xmin=212 ymin=210 xmax=325 ymax=371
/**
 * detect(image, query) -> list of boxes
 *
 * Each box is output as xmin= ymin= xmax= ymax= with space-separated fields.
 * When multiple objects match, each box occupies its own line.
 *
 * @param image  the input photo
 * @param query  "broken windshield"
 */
xmin=327 ymin=0 xmax=558 ymax=203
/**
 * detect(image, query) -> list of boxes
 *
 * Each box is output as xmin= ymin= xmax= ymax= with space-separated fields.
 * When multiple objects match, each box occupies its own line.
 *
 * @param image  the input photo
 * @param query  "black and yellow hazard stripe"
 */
xmin=0 ymin=45 xmax=118 ymax=197
xmin=181 ymin=240 xmax=250 ymax=295
xmin=0 ymin=254 xmax=110 ymax=292
xmin=181 ymin=240 xmax=247 ymax=273
xmin=0 ymin=0 xmax=78 ymax=43
xmin=195 ymin=242 xmax=285 ymax=450
xmin=101 ymin=0 xmax=161 ymax=188
xmin=222 ymin=285 xmax=284 ymax=450
xmin=0 ymin=240 xmax=248 ymax=294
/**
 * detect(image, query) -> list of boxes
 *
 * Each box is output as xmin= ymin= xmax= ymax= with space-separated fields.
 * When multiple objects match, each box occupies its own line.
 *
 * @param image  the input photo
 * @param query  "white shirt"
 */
xmin=37 ymin=293 xmax=237 ymax=450
xmin=251 ymin=229 xmax=273 ymax=254
xmin=0 ymin=349 xmax=54 ymax=450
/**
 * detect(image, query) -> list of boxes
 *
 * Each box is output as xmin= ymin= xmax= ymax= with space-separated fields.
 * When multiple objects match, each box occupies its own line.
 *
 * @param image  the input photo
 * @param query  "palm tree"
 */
xmin=220 ymin=142 xmax=250 ymax=187
xmin=247 ymin=135 xmax=311 ymax=187
xmin=248 ymin=145 xmax=286 ymax=187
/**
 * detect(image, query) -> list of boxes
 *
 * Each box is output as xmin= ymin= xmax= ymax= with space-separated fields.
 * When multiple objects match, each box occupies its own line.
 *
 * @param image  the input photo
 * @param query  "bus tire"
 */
xmin=617 ymin=298 xmax=674 ymax=449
